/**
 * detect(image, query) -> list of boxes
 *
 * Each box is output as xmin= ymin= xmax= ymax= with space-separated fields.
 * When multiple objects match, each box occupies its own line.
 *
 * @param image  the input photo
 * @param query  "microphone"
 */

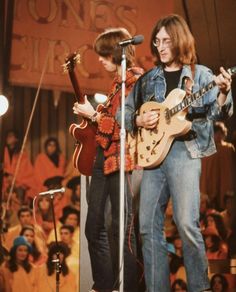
xmin=118 ymin=35 xmax=144 ymax=46
xmin=39 ymin=187 xmax=65 ymax=196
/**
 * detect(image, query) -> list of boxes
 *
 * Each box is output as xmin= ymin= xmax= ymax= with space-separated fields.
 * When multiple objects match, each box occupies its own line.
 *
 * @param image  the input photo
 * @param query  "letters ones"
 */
xmin=12 ymin=0 xmax=137 ymax=78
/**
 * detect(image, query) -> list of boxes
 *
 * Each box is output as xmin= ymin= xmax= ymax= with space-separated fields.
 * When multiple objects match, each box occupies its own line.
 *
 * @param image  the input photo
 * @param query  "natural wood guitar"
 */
xmin=129 ymin=66 xmax=236 ymax=168
xmin=64 ymin=53 xmax=97 ymax=176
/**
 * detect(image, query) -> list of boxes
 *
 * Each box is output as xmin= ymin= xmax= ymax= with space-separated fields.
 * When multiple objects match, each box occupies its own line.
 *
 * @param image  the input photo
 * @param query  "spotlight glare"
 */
xmin=94 ymin=93 xmax=107 ymax=104
xmin=0 ymin=95 xmax=9 ymax=116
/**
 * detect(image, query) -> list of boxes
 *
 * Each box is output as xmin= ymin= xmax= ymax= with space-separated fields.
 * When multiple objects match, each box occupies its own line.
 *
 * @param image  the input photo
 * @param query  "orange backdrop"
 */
xmin=10 ymin=0 xmax=173 ymax=94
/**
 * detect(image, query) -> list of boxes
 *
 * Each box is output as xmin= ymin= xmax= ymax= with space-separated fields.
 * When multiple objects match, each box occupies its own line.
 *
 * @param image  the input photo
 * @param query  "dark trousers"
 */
xmin=85 ymin=147 xmax=138 ymax=292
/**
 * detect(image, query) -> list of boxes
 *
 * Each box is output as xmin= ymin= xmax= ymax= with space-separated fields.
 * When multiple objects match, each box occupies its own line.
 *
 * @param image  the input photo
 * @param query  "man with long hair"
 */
xmin=117 ymin=14 xmax=233 ymax=292
xmin=73 ymin=28 xmax=144 ymax=292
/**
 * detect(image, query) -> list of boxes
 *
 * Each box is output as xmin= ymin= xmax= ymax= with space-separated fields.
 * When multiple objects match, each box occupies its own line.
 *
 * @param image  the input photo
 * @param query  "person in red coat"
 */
xmin=34 ymin=137 xmax=66 ymax=193
xmin=2 ymin=130 xmax=37 ymax=203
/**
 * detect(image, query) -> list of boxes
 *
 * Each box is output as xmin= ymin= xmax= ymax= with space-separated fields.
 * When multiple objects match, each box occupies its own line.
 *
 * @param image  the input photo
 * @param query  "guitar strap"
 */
xmin=184 ymin=63 xmax=195 ymax=96
xmin=101 ymin=84 xmax=122 ymax=110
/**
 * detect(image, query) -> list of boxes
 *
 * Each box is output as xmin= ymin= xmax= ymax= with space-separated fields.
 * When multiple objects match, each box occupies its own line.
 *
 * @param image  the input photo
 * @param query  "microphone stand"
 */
xmin=48 ymin=192 xmax=61 ymax=292
xmin=119 ymin=46 xmax=127 ymax=292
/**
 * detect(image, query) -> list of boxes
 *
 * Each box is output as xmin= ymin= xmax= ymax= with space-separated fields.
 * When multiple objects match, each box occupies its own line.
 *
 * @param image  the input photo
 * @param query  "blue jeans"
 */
xmin=139 ymin=141 xmax=209 ymax=292
xmin=85 ymin=147 xmax=138 ymax=292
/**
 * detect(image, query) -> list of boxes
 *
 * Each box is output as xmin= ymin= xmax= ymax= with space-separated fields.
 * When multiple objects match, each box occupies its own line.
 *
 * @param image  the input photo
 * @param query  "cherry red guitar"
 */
xmin=64 ymin=53 xmax=97 ymax=176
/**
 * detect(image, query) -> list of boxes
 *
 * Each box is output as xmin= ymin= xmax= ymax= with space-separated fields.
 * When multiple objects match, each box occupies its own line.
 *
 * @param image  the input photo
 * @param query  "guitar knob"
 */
xmin=140 ymin=154 xmax=144 ymax=159
xmin=146 ymin=158 xmax=150 ymax=162
xmin=146 ymin=146 xmax=150 ymax=150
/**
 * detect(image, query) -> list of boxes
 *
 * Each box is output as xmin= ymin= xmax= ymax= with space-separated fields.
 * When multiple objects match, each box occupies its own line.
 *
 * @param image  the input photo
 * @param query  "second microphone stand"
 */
xmin=49 ymin=192 xmax=62 ymax=292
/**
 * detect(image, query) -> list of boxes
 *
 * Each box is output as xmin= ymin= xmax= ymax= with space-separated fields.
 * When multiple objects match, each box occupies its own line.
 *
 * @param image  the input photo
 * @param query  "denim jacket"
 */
xmin=116 ymin=64 xmax=233 ymax=158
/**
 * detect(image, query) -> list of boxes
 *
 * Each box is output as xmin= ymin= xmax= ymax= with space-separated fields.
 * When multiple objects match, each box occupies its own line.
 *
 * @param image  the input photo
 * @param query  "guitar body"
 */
xmin=69 ymin=120 xmax=97 ymax=176
xmin=65 ymin=52 xmax=98 ymax=176
xmin=135 ymin=88 xmax=192 ymax=168
xmin=129 ymin=66 xmax=236 ymax=169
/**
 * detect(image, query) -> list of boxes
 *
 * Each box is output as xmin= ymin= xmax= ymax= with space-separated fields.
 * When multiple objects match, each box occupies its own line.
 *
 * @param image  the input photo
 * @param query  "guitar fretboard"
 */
xmin=168 ymin=65 xmax=236 ymax=118
xmin=168 ymin=81 xmax=216 ymax=117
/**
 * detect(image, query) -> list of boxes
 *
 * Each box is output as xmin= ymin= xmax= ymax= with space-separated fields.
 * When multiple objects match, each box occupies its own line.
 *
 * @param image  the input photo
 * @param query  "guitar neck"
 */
xmin=69 ymin=70 xmax=84 ymax=104
xmin=169 ymin=66 xmax=236 ymax=117
xmin=169 ymin=80 xmax=216 ymax=117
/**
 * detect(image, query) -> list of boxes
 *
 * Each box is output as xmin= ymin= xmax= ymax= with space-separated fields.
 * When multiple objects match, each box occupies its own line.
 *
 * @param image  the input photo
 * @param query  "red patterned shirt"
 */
xmin=96 ymin=67 xmax=144 ymax=175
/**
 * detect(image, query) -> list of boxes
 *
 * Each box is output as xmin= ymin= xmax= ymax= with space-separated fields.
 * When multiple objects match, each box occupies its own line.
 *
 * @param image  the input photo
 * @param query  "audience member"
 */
xmin=34 ymin=137 xmax=66 ymax=192
xmin=199 ymin=192 xmax=215 ymax=228
xmin=47 ymin=205 xmax=80 ymax=244
xmin=35 ymin=195 xmax=54 ymax=238
xmin=220 ymin=192 xmax=235 ymax=238
xmin=66 ymin=176 xmax=81 ymax=211
xmin=202 ymin=212 xmax=228 ymax=241
xmin=2 ymin=129 xmax=37 ymax=203
xmin=171 ymin=278 xmax=188 ymax=292
xmin=37 ymin=241 xmax=77 ymax=292
xmin=169 ymin=235 xmax=184 ymax=282
xmin=3 ymin=187 xmax=22 ymax=229
xmin=60 ymin=224 xmax=79 ymax=282
xmin=3 ymin=206 xmax=45 ymax=251
xmin=204 ymin=232 xmax=228 ymax=260
xmin=210 ymin=273 xmax=229 ymax=292
xmin=43 ymin=176 xmax=69 ymax=223
xmin=20 ymin=225 xmax=47 ymax=266
xmin=0 ymin=236 xmax=37 ymax=292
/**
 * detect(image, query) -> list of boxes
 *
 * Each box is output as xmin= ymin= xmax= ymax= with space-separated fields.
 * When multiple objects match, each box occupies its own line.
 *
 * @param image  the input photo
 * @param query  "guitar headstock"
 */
xmin=63 ymin=52 xmax=81 ymax=73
